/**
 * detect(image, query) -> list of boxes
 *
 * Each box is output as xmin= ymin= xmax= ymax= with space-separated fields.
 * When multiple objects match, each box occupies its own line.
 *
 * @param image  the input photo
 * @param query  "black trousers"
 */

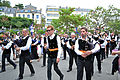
xmin=77 ymin=56 xmax=92 ymax=80
xmin=47 ymin=57 xmax=63 ymax=80
xmin=100 ymin=48 xmax=105 ymax=60
xmin=68 ymin=49 xmax=77 ymax=70
xmin=106 ymin=47 xmax=109 ymax=58
xmin=62 ymin=45 xmax=67 ymax=59
xmin=31 ymin=47 xmax=39 ymax=59
xmin=92 ymin=52 xmax=101 ymax=75
xmin=2 ymin=54 xmax=16 ymax=71
xmin=19 ymin=55 xmax=35 ymax=78
xmin=43 ymin=47 xmax=47 ymax=66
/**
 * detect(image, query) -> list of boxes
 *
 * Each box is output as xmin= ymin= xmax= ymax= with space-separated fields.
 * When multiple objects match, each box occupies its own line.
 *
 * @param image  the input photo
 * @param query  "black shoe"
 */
xmin=41 ymin=65 xmax=45 ymax=67
xmin=67 ymin=69 xmax=72 ymax=72
xmin=60 ymin=75 xmax=64 ymax=80
xmin=14 ymin=65 xmax=17 ymax=69
xmin=15 ymin=77 xmax=23 ymax=80
xmin=0 ymin=70 xmax=6 ymax=73
xmin=30 ymin=73 xmax=35 ymax=77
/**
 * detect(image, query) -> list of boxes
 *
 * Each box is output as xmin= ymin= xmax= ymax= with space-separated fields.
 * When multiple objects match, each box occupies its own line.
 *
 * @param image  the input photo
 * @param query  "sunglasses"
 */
xmin=47 ymin=29 xmax=52 ymax=32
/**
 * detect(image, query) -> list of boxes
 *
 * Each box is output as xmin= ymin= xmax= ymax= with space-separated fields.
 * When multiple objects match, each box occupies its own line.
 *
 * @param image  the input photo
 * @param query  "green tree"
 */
xmin=11 ymin=17 xmax=32 ymax=28
xmin=88 ymin=6 xmax=107 ymax=32
xmin=51 ymin=19 xmax=62 ymax=29
xmin=13 ymin=3 xmax=24 ymax=9
xmin=106 ymin=5 xmax=120 ymax=34
xmin=59 ymin=7 xmax=75 ymax=33
xmin=0 ymin=15 xmax=11 ymax=28
xmin=0 ymin=0 xmax=11 ymax=7
xmin=40 ymin=16 xmax=46 ymax=30
xmin=14 ymin=21 xmax=23 ymax=28
xmin=0 ymin=15 xmax=32 ymax=29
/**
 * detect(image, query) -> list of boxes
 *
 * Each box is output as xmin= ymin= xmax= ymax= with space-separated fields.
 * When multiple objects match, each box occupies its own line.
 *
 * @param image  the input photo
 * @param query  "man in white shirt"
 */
xmin=0 ymin=33 xmax=17 ymax=73
xmin=41 ymin=31 xmax=48 ymax=67
xmin=61 ymin=34 xmax=69 ymax=60
xmin=75 ymin=27 xmax=100 ymax=80
xmin=66 ymin=32 xmax=77 ymax=72
xmin=45 ymin=25 xmax=64 ymax=80
xmin=15 ymin=29 xmax=35 ymax=80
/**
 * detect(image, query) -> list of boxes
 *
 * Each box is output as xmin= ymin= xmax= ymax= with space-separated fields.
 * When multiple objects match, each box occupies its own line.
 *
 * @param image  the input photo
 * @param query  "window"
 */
xmin=47 ymin=14 xmax=59 ymax=17
xmin=18 ymin=14 xmax=21 ymax=17
xmin=27 ymin=14 xmax=30 ymax=18
xmin=23 ymin=14 xmax=25 ymax=18
xmin=48 ymin=9 xmax=53 ymax=11
xmin=47 ymin=19 xmax=52 ymax=22
xmin=54 ymin=9 xmax=59 ymax=11
xmin=36 ymin=15 xmax=39 ymax=19
xmin=28 ymin=10 xmax=30 ymax=12
xmin=20 ymin=10 xmax=24 ymax=12
xmin=81 ymin=13 xmax=84 ymax=16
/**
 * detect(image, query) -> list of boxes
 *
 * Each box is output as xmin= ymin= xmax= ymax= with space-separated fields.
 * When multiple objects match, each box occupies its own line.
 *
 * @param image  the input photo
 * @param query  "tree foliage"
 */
xmin=87 ymin=5 xmax=120 ymax=34
xmin=13 ymin=3 xmax=24 ymax=9
xmin=51 ymin=7 xmax=86 ymax=34
xmin=0 ymin=0 xmax=11 ymax=8
xmin=0 ymin=15 xmax=32 ymax=29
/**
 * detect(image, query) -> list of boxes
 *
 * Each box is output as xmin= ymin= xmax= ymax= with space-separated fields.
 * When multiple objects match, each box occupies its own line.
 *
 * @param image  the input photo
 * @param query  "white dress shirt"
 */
xmin=75 ymin=37 xmax=100 ymax=55
xmin=46 ymin=33 xmax=62 ymax=58
xmin=101 ymin=40 xmax=107 ymax=48
xmin=32 ymin=37 xmax=38 ymax=45
xmin=61 ymin=38 xmax=68 ymax=45
xmin=67 ymin=38 xmax=76 ymax=49
xmin=41 ymin=37 xmax=47 ymax=46
xmin=91 ymin=40 xmax=100 ymax=53
xmin=4 ymin=41 xmax=13 ymax=49
xmin=20 ymin=35 xmax=32 ymax=51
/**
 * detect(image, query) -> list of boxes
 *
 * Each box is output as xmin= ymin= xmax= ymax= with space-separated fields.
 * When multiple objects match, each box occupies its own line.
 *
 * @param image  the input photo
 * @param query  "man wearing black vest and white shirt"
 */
xmin=41 ymin=31 xmax=48 ymax=67
xmin=15 ymin=29 xmax=35 ymax=80
xmin=75 ymin=27 xmax=100 ymax=80
xmin=0 ymin=33 xmax=17 ymax=73
xmin=92 ymin=35 xmax=101 ymax=75
xmin=67 ymin=32 xmax=77 ymax=72
xmin=61 ymin=34 xmax=69 ymax=60
xmin=45 ymin=25 xmax=64 ymax=80
xmin=110 ymin=32 xmax=117 ymax=54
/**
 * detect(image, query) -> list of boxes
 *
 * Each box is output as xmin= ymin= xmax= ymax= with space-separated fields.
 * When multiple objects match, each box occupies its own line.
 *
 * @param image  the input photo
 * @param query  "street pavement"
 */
xmin=0 ymin=54 xmax=120 ymax=80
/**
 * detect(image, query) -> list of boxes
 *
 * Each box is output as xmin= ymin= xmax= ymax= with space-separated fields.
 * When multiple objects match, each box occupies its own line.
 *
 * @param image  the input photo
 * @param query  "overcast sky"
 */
xmin=8 ymin=0 xmax=120 ymax=14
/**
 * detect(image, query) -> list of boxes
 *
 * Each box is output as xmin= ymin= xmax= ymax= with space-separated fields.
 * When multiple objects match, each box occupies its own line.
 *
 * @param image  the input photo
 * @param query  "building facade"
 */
xmin=16 ymin=4 xmax=42 ymax=24
xmin=0 ymin=7 xmax=16 ymax=17
xmin=46 ymin=6 xmax=91 ymax=26
xmin=46 ymin=5 xmax=60 ymax=26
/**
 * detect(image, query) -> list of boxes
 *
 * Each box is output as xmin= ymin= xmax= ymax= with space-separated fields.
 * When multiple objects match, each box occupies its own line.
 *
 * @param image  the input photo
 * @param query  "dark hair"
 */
xmin=81 ymin=27 xmax=88 ymax=32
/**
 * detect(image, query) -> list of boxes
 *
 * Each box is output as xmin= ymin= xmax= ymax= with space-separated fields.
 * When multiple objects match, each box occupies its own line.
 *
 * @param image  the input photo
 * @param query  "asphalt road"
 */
xmin=0 ymin=54 xmax=120 ymax=80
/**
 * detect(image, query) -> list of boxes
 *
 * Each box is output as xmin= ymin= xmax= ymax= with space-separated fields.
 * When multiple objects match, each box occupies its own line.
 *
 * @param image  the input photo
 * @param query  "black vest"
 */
xmin=78 ymin=38 xmax=94 ymax=60
xmin=32 ymin=38 xmax=37 ymax=48
xmin=48 ymin=35 xmax=58 ymax=58
xmin=20 ymin=36 xmax=30 ymax=56
xmin=64 ymin=38 xmax=68 ymax=43
xmin=44 ymin=37 xmax=47 ymax=44
xmin=111 ymin=35 xmax=115 ymax=40
xmin=69 ymin=38 xmax=77 ymax=46
xmin=3 ymin=40 xmax=11 ymax=54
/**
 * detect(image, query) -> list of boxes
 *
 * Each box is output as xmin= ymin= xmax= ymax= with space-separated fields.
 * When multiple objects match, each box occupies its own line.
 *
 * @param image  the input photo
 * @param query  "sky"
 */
xmin=7 ymin=0 xmax=120 ymax=14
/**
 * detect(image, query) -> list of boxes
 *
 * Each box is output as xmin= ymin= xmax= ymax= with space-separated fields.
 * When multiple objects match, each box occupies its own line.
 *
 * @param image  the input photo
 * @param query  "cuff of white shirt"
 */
xmin=20 ymin=47 xmax=25 ymax=51
xmin=91 ymin=49 xmax=95 ymax=54
xmin=76 ymin=51 xmax=84 ymax=55
xmin=4 ymin=46 xmax=7 ymax=49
